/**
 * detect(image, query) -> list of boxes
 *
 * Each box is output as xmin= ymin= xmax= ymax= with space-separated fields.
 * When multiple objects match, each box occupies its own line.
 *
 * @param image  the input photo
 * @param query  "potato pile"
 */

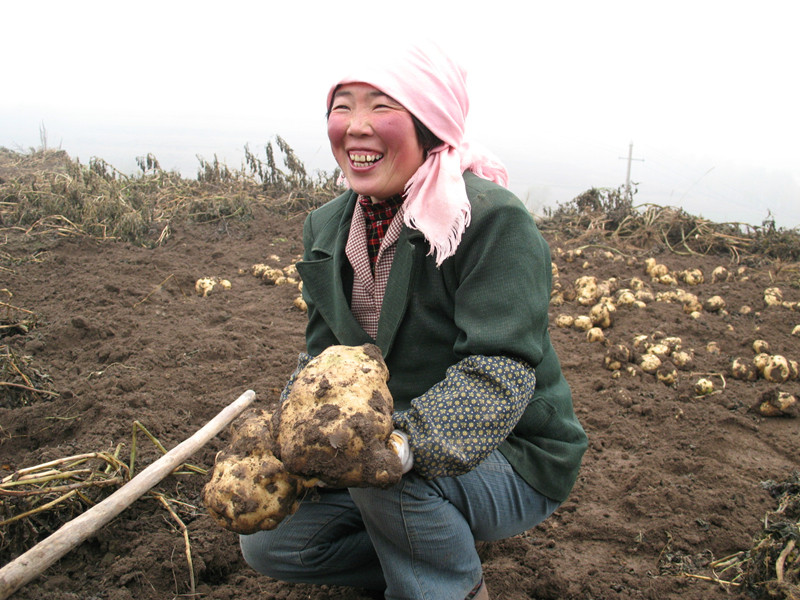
xmin=203 ymin=344 xmax=402 ymax=534
xmin=731 ymin=340 xmax=800 ymax=384
xmin=549 ymin=257 xmax=786 ymax=363
xmin=250 ymin=257 xmax=307 ymax=312
xmin=600 ymin=331 xmax=698 ymax=388
xmin=549 ymin=249 xmax=800 ymax=415
xmin=725 ymin=338 xmax=799 ymax=417
xmin=195 ymin=276 xmax=232 ymax=297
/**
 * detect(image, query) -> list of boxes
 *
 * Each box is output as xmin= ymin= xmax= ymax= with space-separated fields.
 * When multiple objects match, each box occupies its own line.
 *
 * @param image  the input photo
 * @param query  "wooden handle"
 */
xmin=0 ymin=389 xmax=256 ymax=599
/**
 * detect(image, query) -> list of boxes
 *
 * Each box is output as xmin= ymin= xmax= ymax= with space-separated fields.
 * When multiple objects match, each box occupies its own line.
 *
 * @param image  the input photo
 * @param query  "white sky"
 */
xmin=3 ymin=0 xmax=799 ymax=227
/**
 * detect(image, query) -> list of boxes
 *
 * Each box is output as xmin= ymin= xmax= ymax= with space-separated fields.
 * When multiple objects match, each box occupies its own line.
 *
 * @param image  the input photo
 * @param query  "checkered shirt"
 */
xmin=345 ymin=195 xmax=406 ymax=339
xmin=359 ymin=194 xmax=404 ymax=266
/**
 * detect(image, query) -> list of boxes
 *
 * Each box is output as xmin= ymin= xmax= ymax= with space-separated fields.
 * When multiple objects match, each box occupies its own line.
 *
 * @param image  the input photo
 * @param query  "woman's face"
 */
xmin=327 ymin=83 xmax=425 ymax=203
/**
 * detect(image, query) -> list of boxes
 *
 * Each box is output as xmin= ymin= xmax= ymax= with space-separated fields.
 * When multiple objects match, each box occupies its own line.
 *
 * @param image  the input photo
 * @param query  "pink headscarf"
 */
xmin=326 ymin=42 xmax=509 ymax=266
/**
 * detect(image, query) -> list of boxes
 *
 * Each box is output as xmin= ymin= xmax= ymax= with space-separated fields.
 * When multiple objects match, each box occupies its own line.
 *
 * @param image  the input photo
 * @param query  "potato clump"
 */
xmin=204 ymin=344 xmax=402 ymax=534
xmin=276 ymin=343 xmax=402 ymax=489
xmin=203 ymin=409 xmax=316 ymax=534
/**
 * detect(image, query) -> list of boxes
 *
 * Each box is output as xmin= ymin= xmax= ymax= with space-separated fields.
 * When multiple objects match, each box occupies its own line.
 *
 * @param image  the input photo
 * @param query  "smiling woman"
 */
xmin=327 ymin=84 xmax=426 ymax=203
xmin=235 ymin=41 xmax=587 ymax=600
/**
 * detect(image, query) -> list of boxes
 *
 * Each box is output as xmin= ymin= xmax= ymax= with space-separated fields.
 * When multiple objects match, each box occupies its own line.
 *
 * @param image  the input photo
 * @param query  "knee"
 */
xmin=239 ymin=531 xmax=292 ymax=580
xmin=239 ymin=531 xmax=270 ymax=575
xmin=349 ymin=484 xmax=399 ymax=517
xmin=348 ymin=485 xmax=385 ymax=504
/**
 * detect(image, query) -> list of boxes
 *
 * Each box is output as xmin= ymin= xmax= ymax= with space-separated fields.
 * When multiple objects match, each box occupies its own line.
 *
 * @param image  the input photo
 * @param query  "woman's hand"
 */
xmin=388 ymin=430 xmax=414 ymax=474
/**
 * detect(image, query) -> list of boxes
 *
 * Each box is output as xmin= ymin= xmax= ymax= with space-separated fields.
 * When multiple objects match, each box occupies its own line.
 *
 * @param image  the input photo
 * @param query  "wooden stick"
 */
xmin=0 ymin=389 xmax=255 ymax=600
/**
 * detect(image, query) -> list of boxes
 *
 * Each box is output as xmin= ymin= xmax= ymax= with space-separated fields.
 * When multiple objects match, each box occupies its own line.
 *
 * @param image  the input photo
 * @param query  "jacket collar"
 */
xmin=297 ymin=192 xmax=426 ymax=358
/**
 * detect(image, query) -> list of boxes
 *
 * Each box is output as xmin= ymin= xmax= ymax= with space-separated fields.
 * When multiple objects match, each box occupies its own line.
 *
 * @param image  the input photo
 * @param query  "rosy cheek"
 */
xmin=372 ymin=116 xmax=410 ymax=146
xmin=327 ymin=115 xmax=348 ymax=144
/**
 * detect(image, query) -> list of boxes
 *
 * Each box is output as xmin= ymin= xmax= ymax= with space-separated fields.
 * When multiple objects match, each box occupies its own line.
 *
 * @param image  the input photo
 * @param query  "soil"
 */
xmin=2 ymin=203 xmax=799 ymax=600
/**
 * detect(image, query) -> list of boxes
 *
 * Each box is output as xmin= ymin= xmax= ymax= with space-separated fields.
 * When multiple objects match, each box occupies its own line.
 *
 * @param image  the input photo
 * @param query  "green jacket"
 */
xmin=296 ymin=172 xmax=587 ymax=502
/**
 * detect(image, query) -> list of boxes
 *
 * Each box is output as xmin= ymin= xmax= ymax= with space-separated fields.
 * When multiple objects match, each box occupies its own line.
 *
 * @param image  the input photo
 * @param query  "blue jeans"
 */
xmin=240 ymin=449 xmax=560 ymax=600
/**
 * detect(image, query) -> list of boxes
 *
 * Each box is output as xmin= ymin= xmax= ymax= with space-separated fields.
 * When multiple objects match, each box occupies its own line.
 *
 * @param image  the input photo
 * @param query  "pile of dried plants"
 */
xmin=0 ymin=137 xmax=340 ymax=249
xmin=0 ymin=290 xmax=54 ymax=408
xmin=3 ymin=144 xmax=797 ymax=265
xmin=539 ymin=185 xmax=800 ymax=268
xmin=688 ymin=472 xmax=800 ymax=599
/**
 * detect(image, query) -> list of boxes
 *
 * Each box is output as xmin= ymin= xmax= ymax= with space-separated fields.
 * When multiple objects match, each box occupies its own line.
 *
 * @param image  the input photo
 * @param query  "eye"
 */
xmin=375 ymin=101 xmax=406 ymax=114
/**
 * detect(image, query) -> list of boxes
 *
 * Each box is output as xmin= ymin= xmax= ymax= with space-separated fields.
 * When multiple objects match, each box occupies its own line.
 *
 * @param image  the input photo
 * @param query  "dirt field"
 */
xmin=2 ymin=192 xmax=800 ymax=599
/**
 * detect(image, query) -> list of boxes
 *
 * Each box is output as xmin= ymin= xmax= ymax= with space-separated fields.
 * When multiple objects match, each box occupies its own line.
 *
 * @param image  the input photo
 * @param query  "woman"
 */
xmin=240 ymin=42 xmax=587 ymax=600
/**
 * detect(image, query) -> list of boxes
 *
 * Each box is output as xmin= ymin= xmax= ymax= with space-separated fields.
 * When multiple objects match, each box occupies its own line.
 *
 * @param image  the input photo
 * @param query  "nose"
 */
xmin=346 ymin=108 xmax=373 ymax=136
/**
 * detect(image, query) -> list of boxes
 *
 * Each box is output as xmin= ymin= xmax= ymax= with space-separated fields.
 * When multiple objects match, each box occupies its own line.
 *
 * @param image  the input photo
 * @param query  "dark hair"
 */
xmin=411 ymin=114 xmax=443 ymax=154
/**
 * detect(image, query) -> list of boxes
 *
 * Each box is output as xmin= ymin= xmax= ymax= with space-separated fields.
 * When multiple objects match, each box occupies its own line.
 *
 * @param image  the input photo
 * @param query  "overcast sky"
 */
xmin=3 ymin=0 xmax=798 ymax=227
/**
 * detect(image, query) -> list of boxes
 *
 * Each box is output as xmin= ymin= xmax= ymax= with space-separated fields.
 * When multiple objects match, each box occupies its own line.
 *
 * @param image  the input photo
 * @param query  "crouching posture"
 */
xmin=239 ymin=42 xmax=587 ymax=600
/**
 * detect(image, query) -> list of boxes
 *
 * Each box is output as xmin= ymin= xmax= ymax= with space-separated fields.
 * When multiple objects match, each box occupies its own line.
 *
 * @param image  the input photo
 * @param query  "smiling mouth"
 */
xmin=349 ymin=152 xmax=383 ymax=168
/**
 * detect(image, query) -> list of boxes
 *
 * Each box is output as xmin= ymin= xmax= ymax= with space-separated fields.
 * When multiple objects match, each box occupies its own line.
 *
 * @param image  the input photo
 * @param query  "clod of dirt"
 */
xmin=731 ymin=357 xmax=759 ymax=381
xmin=656 ymin=361 xmax=678 ymax=386
xmin=604 ymin=343 xmax=632 ymax=371
xmin=276 ymin=343 xmax=402 ymax=489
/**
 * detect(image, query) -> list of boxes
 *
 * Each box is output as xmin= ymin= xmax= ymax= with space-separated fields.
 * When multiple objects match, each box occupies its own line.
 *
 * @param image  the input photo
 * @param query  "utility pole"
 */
xmin=620 ymin=141 xmax=644 ymax=198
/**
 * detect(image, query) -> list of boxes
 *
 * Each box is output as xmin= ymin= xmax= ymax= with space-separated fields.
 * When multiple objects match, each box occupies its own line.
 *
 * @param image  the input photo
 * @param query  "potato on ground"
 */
xmin=203 ymin=409 xmax=315 ymax=534
xmin=276 ymin=343 xmax=402 ymax=489
xmin=751 ymin=389 xmax=798 ymax=417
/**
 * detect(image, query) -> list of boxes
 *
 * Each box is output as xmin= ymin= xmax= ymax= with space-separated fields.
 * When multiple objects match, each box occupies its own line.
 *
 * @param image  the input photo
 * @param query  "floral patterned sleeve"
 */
xmin=392 ymin=355 xmax=536 ymax=479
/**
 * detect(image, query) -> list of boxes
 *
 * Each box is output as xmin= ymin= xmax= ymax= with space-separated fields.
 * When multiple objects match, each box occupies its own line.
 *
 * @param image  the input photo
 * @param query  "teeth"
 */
xmin=350 ymin=153 xmax=382 ymax=165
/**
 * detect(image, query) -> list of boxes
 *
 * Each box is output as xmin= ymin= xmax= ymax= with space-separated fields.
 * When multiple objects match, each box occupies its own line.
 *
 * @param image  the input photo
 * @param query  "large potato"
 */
xmin=276 ymin=343 xmax=402 ymax=488
xmin=203 ymin=409 xmax=315 ymax=534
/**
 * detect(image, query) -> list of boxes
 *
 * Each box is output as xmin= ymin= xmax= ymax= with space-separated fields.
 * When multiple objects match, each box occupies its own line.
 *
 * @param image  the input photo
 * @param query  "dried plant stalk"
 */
xmin=0 ymin=389 xmax=255 ymax=600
